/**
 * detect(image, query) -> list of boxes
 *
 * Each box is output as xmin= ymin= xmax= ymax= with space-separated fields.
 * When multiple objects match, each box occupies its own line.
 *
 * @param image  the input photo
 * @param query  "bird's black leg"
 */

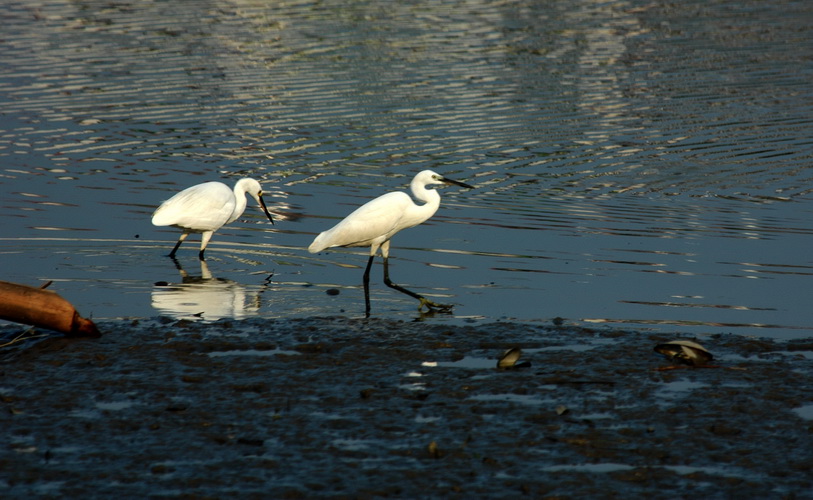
xmin=382 ymin=256 xmax=453 ymax=313
xmin=198 ymin=231 xmax=213 ymax=261
xmin=168 ymin=233 xmax=188 ymax=258
xmin=382 ymin=256 xmax=423 ymax=301
xmin=363 ymin=255 xmax=375 ymax=318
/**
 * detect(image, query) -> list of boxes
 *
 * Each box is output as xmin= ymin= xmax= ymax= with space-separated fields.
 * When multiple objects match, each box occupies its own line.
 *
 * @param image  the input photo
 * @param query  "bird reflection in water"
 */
xmin=151 ymin=259 xmax=272 ymax=321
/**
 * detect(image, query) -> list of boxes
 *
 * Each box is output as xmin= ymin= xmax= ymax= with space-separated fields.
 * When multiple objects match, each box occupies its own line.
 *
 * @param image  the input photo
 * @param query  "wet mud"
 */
xmin=1 ymin=317 xmax=812 ymax=498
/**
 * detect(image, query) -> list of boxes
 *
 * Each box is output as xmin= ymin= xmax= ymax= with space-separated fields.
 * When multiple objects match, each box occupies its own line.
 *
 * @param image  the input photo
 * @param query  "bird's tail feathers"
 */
xmin=308 ymin=232 xmax=329 ymax=254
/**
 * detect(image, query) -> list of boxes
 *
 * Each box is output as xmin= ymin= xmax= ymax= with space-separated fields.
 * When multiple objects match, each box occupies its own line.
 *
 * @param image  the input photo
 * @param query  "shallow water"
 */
xmin=2 ymin=0 xmax=812 ymax=339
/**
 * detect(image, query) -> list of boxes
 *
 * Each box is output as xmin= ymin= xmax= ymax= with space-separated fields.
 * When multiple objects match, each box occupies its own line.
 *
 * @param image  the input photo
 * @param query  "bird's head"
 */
xmin=239 ymin=178 xmax=275 ymax=224
xmin=416 ymin=170 xmax=474 ymax=190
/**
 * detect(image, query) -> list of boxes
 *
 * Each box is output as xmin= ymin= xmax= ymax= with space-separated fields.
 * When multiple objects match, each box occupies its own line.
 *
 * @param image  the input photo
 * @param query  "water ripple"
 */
xmin=1 ymin=0 xmax=812 ymax=337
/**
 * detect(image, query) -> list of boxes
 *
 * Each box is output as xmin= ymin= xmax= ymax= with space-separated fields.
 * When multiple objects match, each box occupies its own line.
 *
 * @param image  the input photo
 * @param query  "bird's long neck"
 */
xmin=408 ymin=178 xmax=441 ymax=223
xmin=229 ymin=181 xmax=250 ymax=222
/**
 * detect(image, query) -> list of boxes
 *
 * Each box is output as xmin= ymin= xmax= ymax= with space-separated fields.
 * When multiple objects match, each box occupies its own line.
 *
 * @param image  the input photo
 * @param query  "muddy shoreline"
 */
xmin=2 ymin=317 xmax=812 ymax=498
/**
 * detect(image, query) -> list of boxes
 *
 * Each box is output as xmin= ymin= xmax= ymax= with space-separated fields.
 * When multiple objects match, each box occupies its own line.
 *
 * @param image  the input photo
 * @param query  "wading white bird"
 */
xmin=308 ymin=170 xmax=473 ymax=317
xmin=152 ymin=178 xmax=274 ymax=260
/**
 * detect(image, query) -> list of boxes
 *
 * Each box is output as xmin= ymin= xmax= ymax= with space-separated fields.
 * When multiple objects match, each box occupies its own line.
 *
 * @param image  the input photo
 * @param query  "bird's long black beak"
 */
xmin=441 ymin=176 xmax=475 ymax=190
xmin=258 ymin=194 xmax=275 ymax=225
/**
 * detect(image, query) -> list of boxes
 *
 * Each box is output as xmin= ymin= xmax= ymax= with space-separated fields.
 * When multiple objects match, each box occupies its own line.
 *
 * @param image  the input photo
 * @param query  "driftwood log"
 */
xmin=0 ymin=280 xmax=101 ymax=337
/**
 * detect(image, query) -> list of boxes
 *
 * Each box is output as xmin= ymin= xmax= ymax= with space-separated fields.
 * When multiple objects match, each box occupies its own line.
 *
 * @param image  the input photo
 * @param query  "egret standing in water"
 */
xmin=308 ymin=170 xmax=474 ymax=317
xmin=152 ymin=178 xmax=274 ymax=260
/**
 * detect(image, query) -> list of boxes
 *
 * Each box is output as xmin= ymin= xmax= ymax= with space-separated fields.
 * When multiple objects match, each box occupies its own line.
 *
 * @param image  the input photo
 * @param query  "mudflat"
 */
xmin=2 ymin=317 xmax=812 ymax=498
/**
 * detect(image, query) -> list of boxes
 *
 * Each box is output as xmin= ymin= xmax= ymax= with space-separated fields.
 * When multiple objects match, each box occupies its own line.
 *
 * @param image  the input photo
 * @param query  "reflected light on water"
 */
xmin=1 ymin=0 xmax=812 ymax=338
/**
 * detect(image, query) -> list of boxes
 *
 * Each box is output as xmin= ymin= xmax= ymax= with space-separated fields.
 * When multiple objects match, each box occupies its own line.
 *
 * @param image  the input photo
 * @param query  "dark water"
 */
xmin=1 ymin=0 xmax=812 ymax=339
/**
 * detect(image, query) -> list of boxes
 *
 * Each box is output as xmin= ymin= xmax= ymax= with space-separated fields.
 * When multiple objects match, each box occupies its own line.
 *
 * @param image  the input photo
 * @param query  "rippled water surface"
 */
xmin=2 ymin=0 xmax=812 ymax=339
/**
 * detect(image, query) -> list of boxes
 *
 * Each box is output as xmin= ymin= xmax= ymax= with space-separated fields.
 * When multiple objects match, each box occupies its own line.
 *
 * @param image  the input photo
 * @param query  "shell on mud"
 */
xmin=654 ymin=340 xmax=713 ymax=366
xmin=497 ymin=347 xmax=531 ymax=369
xmin=497 ymin=347 xmax=522 ymax=369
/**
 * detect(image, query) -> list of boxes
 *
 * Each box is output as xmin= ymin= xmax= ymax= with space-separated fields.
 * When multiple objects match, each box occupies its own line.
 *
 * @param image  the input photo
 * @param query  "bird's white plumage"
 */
xmin=152 ymin=177 xmax=273 ymax=259
xmin=308 ymin=170 xmax=444 ymax=256
xmin=307 ymin=169 xmax=473 ymax=316
xmin=308 ymin=191 xmax=427 ymax=254
xmin=152 ymin=181 xmax=240 ymax=232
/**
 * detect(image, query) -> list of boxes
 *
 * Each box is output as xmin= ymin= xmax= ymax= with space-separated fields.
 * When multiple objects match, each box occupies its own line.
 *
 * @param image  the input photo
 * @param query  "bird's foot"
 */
xmin=418 ymin=297 xmax=454 ymax=314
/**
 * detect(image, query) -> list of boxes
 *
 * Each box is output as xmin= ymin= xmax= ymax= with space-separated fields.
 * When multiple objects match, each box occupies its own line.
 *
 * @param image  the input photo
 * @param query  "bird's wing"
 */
xmin=310 ymin=192 xmax=410 ymax=251
xmin=152 ymin=182 xmax=235 ymax=230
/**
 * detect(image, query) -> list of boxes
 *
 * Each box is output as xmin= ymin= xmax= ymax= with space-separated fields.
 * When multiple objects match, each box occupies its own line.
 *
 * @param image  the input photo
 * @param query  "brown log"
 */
xmin=0 ymin=280 xmax=101 ymax=337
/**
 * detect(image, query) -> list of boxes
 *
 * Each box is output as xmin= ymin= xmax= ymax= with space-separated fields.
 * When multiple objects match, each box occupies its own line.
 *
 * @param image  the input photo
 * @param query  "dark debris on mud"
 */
xmin=1 ymin=317 xmax=812 ymax=498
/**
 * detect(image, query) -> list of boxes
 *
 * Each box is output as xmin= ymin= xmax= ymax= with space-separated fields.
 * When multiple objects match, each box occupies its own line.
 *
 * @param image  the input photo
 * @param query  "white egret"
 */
xmin=308 ymin=170 xmax=473 ymax=317
xmin=152 ymin=178 xmax=274 ymax=260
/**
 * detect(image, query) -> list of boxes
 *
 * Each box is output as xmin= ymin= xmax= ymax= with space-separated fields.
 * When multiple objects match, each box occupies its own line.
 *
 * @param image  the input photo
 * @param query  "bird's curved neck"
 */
xmin=408 ymin=179 xmax=441 ymax=220
xmin=411 ymin=178 xmax=440 ymax=203
xmin=229 ymin=182 xmax=250 ymax=222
